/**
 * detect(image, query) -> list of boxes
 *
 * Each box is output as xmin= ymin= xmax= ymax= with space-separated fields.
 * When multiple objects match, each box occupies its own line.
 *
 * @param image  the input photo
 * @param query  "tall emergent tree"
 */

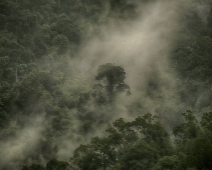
xmin=95 ymin=63 xmax=130 ymax=103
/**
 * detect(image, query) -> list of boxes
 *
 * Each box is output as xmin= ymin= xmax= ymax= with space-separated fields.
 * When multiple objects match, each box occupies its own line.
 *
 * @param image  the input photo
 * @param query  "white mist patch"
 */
xmin=30 ymin=0 xmax=202 ymax=163
xmin=0 ymin=114 xmax=45 ymax=168
xmin=75 ymin=0 xmax=184 ymax=121
xmin=78 ymin=1 xmax=180 ymax=93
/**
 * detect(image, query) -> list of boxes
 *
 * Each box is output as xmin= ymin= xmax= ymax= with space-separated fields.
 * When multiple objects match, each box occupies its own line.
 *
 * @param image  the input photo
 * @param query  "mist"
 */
xmin=0 ymin=114 xmax=45 ymax=168
xmin=55 ymin=0 xmax=185 ymax=160
xmin=1 ymin=0 xmax=211 ymax=169
xmin=76 ymin=1 xmax=184 ymax=122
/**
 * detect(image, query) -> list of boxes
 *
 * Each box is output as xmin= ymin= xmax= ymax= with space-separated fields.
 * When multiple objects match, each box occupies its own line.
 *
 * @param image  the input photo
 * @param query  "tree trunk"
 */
xmin=107 ymin=78 xmax=114 ymax=103
xmin=15 ymin=64 xmax=19 ymax=83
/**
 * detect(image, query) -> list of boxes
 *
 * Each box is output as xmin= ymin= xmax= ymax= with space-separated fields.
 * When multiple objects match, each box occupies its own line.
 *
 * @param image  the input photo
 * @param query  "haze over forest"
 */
xmin=1 ymin=0 xmax=212 ymax=169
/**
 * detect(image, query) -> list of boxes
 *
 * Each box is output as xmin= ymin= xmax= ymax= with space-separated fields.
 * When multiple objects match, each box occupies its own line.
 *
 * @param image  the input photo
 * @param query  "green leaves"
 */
xmin=71 ymin=136 xmax=116 ymax=170
xmin=200 ymin=112 xmax=212 ymax=131
xmin=118 ymin=141 xmax=159 ymax=170
xmin=70 ymin=113 xmax=172 ymax=170
xmin=51 ymin=14 xmax=81 ymax=44
xmin=2 ymin=0 xmax=212 ymax=169
xmin=22 ymin=159 xmax=71 ymax=170
xmin=46 ymin=159 xmax=70 ymax=170
xmin=52 ymin=34 xmax=69 ymax=55
xmin=95 ymin=63 xmax=130 ymax=103
xmin=152 ymin=154 xmax=186 ymax=170
xmin=187 ymin=137 xmax=212 ymax=170
xmin=173 ymin=111 xmax=200 ymax=144
xmin=22 ymin=164 xmax=46 ymax=170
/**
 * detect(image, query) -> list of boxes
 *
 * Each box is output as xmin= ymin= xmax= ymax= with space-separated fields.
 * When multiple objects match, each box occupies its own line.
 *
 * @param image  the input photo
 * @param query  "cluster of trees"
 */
xmin=1 ymin=0 xmax=212 ymax=169
xmin=23 ymin=111 xmax=212 ymax=170
xmin=171 ymin=0 xmax=212 ymax=108
xmin=0 ymin=0 xmax=137 ymax=169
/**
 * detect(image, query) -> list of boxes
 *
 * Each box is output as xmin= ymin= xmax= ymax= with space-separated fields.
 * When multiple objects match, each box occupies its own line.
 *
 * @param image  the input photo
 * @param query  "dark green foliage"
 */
xmin=51 ymin=14 xmax=81 ymax=44
xmin=22 ymin=159 xmax=70 ymax=170
xmin=170 ymin=110 xmax=212 ymax=170
xmin=187 ymin=137 xmax=212 ymax=170
xmin=117 ymin=141 xmax=159 ymax=170
xmin=52 ymin=34 xmax=69 ymax=54
xmin=22 ymin=164 xmax=46 ymax=170
xmin=109 ymin=0 xmax=137 ymax=19
xmin=3 ymin=0 xmax=212 ymax=169
xmin=71 ymin=136 xmax=116 ymax=170
xmin=152 ymin=154 xmax=186 ymax=170
xmin=200 ymin=112 xmax=212 ymax=131
xmin=70 ymin=113 xmax=172 ymax=170
xmin=173 ymin=111 xmax=200 ymax=146
xmin=46 ymin=159 xmax=70 ymax=170
xmin=95 ymin=63 xmax=130 ymax=103
xmin=170 ymin=0 xmax=212 ymax=109
xmin=20 ymin=112 xmax=212 ymax=170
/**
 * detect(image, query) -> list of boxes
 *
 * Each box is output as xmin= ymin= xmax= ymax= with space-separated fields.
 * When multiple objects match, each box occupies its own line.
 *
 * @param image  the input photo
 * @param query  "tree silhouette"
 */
xmin=95 ymin=63 xmax=130 ymax=103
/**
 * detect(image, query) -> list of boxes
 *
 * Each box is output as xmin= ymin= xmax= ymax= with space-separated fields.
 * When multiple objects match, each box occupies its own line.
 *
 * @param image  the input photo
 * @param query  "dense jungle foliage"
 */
xmin=1 ymin=0 xmax=212 ymax=169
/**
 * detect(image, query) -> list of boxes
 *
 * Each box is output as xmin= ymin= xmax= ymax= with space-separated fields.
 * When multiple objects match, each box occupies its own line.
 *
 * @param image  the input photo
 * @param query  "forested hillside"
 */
xmin=1 ymin=0 xmax=212 ymax=169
